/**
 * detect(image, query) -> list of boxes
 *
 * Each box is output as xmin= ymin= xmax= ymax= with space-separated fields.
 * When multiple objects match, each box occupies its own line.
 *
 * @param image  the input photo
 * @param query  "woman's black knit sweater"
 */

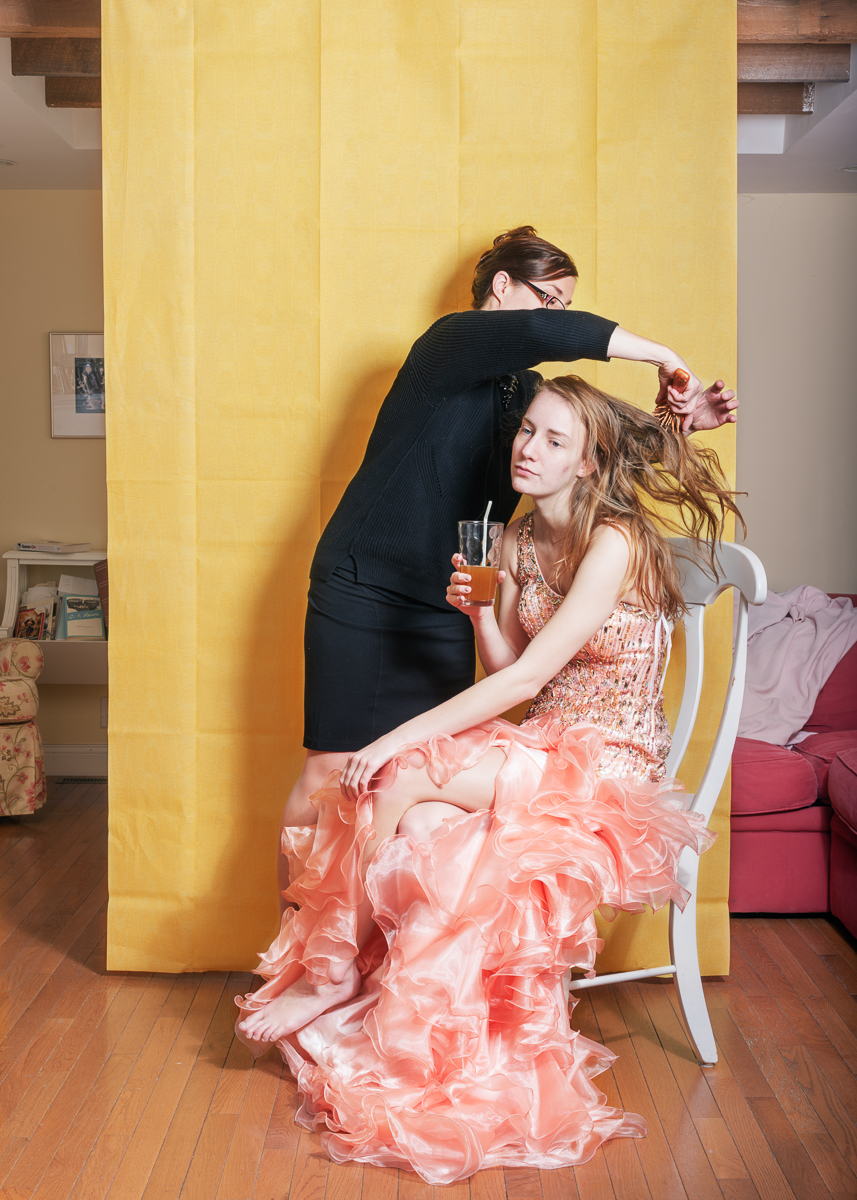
xmin=311 ymin=307 xmax=617 ymax=608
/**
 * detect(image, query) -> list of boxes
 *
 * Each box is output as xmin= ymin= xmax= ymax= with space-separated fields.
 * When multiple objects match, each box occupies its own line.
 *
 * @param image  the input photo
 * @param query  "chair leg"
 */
xmin=669 ymin=853 xmax=718 ymax=1066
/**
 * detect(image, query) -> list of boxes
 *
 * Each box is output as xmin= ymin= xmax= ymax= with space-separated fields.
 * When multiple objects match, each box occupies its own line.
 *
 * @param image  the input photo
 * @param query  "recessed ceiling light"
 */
xmin=0 ymin=159 xmax=17 ymax=167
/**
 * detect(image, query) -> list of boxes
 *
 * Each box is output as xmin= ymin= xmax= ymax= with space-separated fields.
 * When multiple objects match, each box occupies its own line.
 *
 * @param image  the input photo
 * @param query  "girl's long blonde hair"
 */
xmin=535 ymin=375 xmax=745 ymax=621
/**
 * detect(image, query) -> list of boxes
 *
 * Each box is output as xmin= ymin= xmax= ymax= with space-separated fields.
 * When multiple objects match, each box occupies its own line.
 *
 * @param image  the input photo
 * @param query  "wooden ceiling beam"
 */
xmin=10 ymin=37 xmax=100 ymax=76
xmin=44 ymin=75 xmax=100 ymax=107
xmin=0 ymin=1 xmax=100 ymax=38
xmin=738 ymin=42 xmax=851 ymax=80
xmin=738 ymin=81 xmax=815 ymax=111
xmin=738 ymin=0 xmax=857 ymax=43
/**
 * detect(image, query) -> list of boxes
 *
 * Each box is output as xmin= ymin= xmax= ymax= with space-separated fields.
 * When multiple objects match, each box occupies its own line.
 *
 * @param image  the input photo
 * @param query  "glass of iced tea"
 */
xmin=457 ymin=521 xmax=504 ymax=607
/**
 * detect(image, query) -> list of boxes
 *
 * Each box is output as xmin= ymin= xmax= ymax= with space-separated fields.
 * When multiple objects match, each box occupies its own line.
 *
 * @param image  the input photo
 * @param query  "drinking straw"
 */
xmin=481 ymin=500 xmax=493 ymax=566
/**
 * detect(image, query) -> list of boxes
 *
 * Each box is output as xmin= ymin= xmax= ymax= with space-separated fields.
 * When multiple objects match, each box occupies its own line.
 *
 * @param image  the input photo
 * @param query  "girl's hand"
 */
xmin=446 ymin=553 xmax=506 ymax=612
xmin=339 ymin=734 xmax=401 ymax=802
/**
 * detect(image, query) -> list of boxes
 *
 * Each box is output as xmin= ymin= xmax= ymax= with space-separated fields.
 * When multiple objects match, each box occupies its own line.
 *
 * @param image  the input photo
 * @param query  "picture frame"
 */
xmin=50 ymin=332 xmax=105 ymax=438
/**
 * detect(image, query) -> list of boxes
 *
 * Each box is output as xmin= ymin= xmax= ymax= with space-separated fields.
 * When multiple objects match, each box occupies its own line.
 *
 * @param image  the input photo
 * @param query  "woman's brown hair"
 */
xmin=471 ymin=226 xmax=578 ymax=309
xmin=533 ymin=375 xmax=745 ymax=621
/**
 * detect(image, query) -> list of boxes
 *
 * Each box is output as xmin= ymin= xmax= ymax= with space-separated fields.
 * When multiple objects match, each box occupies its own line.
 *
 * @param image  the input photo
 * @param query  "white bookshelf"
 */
xmin=2 ymin=550 xmax=108 ymax=685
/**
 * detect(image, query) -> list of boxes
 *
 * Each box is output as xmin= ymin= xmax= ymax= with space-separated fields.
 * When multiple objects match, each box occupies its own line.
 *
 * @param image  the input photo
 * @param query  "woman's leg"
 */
xmin=277 ymin=749 xmax=350 ymax=909
xmin=397 ymin=800 xmax=467 ymax=842
xmin=240 ymin=747 xmax=506 ymax=1042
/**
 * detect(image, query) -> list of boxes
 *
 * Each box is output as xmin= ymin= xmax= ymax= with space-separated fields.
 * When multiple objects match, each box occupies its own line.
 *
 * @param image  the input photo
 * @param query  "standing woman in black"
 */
xmin=280 ymin=226 xmax=736 ymax=894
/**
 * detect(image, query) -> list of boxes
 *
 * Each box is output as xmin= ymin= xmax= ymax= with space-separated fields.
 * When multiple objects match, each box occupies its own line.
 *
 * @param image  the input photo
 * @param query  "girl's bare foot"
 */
xmin=238 ymin=961 xmax=361 ymax=1042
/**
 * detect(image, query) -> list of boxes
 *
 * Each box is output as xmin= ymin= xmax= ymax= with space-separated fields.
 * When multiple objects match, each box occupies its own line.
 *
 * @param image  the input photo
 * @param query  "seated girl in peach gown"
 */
xmin=235 ymin=375 xmax=741 ymax=1185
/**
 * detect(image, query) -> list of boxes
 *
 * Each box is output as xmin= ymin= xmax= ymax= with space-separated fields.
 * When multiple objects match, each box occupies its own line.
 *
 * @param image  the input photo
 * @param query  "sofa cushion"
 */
xmin=804 ymin=638 xmax=857 ymax=735
xmin=731 ymin=803 xmax=832 ymax=834
xmin=794 ymin=731 xmax=857 ymax=799
xmin=731 ymin=737 xmax=818 ymax=815
xmin=829 ymin=747 xmax=857 ymax=831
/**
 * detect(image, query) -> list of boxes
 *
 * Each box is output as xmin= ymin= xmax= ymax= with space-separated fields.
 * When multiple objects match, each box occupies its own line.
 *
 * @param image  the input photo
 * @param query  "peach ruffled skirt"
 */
xmin=235 ymin=718 xmax=714 ymax=1185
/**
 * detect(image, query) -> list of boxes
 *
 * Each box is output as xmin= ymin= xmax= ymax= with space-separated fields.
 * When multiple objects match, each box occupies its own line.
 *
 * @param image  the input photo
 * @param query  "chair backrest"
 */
xmin=665 ymin=539 xmax=767 ymax=822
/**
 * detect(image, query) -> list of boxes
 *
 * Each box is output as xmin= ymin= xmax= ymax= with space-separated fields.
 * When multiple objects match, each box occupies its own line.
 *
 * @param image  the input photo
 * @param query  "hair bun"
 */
xmin=493 ymin=225 xmax=539 ymax=247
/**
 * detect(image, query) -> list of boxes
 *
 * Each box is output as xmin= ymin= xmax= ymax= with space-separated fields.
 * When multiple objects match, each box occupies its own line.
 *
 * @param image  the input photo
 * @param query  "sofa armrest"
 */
xmin=0 ymin=639 xmax=44 ymax=682
xmin=0 ymin=677 xmax=39 ymax=724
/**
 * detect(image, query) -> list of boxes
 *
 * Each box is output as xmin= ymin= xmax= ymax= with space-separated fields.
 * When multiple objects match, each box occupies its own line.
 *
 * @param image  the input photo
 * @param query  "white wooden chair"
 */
xmin=566 ymin=538 xmax=767 ymax=1066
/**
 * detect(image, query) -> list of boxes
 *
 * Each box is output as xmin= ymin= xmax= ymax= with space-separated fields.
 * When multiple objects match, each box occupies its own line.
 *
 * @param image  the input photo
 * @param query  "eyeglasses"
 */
xmin=516 ymin=278 xmax=569 ymax=310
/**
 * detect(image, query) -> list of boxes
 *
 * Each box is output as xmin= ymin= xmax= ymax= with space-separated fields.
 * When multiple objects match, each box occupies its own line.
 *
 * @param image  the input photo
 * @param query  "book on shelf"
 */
xmin=94 ymin=559 xmax=108 ymax=631
xmin=14 ymin=540 xmax=92 ymax=554
xmin=55 ymin=594 xmax=105 ymax=640
xmin=15 ymin=592 xmax=59 ymax=641
xmin=14 ymin=608 xmax=46 ymax=640
xmin=58 ymin=574 xmax=98 ymax=597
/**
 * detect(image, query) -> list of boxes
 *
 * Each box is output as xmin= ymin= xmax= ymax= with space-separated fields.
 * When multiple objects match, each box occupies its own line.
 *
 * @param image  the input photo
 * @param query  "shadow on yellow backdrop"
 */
xmin=103 ymin=0 xmax=736 ymax=973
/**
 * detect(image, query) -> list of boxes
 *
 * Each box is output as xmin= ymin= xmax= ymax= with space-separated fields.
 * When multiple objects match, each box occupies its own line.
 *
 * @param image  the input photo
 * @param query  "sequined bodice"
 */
xmin=517 ymin=512 xmax=672 ymax=781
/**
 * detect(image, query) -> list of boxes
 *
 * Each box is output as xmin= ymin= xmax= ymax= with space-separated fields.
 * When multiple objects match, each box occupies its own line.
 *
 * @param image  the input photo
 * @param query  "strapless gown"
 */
xmin=235 ymin=515 xmax=714 ymax=1185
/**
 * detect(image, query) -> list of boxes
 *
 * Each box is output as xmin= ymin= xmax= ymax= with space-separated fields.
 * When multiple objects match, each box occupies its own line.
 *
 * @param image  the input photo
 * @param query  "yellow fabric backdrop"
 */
xmin=103 ymin=0 xmax=736 ymax=972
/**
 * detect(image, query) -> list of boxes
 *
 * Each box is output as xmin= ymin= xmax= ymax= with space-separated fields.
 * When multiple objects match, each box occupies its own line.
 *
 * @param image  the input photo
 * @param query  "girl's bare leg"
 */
xmin=240 ymin=749 xmax=505 ymax=1042
xmin=277 ymin=749 xmax=349 ymax=911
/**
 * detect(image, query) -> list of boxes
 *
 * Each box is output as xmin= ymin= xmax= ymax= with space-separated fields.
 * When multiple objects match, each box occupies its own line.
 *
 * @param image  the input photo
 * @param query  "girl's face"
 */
xmin=511 ymin=390 xmax=591 ymax=502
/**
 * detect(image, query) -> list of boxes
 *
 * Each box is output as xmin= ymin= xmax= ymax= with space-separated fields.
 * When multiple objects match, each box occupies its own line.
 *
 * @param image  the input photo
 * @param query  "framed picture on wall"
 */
xmin=50 ymin=332 xmax=105 ymax=438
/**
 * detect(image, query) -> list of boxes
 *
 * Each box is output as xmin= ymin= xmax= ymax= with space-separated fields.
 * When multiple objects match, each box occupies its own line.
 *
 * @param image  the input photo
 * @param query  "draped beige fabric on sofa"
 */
xmin=103 ymin=0 xmax=737 ymax=972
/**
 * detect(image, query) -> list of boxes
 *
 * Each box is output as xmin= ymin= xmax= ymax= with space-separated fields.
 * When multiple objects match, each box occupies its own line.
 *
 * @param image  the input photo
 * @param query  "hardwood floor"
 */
xmin=2 ymin=778 xmax=856 ymax=1200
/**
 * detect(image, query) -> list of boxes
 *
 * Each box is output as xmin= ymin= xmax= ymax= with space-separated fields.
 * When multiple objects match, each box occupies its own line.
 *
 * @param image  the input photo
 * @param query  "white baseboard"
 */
xmin=44 ymin=744 xmax=108 ymax=777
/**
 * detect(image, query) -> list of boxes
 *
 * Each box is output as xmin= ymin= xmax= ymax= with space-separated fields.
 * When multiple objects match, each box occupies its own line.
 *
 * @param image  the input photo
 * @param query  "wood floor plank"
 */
xmin=738 ymin=923 xmax=855 ymax=1066
xmin=0 ymin=800 xmax=104 ymax=921
xmin=471 ymin=1167 xmax=508 ymax=1200
xmin=0 ymin=1015 xmax=72 ymax=1130
xmin=287 ymin=1129 xmax=329 ymax=1200
xmin=30 ymin=1052 xmax=139 ymax=1200
xmin=216 ymin=1055 xmax=282 ymax=1200
xmin=2 ymin=965 xmax=133 ymax=1144
xmin=669 ymin=993 xmax=798 ymax=1200
xmin=588 ymin=989 xmax=685 ymax=1200
xmin=801 ymin=994 xmax=857 ymax=1075
xmin=746 ymin=1096 xmax=832 ymax=1200
xmin=806 ymin=917 xmax=857 ymax=965
xmin=0 ymin=891 xmax=109 ymax=1059
xmin=178 ymin=1112 xmax=237 ymax=1200
xmin=0 ymin=973 xmax=143 ymax=1195
xmin=692 ymin=1116 xmax=750 ymax=1181
xmin=504 ymin=1165 xmax=545 ymax=1198
xmin=0 ymin=785 xmax=100 ymax=886
xmin=706 ymin=988 xmax=775 ymax=1100
xmin=716 ymin=981 xmax=857 ymax=1195
xmin=637 ymin=983 xmax=720 ymax=1119
xmin=396 ymin=1174 xmax=432 ymax=1200
xmin=101 ymin=973 xmax=224 ymax=1200
xmin=764 ymin=920 xmax=857 ymax=1032
xmin=539 ymin=1166 xmax=580 ymax=1200
xmin=250 ymin=1147 xmax=297 ymax=1200
xmin=361 ymin=1165 xmax=398 ymax=1200
xmin=0 ymin=810 xmax=100 ymax=915
xmin=613 ymin=984 xmax=722 ymax=1200
xmin=249 ymin=1074 xmax=301 ymax=1199
xmin=325 ymin=1158 xmax=365 ymax=1200
xmin=68 ymin=1004 xmax=187 ymax=1199
xmin=795 ymin=920 xmax=857 ymax=997
xmin=0 ymin=845 xmax=107 ymax=978
xmin=140 ymin=978 xmax=251 ymax=1200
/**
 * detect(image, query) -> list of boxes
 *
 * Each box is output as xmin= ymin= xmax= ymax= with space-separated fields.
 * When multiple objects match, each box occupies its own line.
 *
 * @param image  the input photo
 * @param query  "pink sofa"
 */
xmin=729 ymin=597 xmax=857 ymax=936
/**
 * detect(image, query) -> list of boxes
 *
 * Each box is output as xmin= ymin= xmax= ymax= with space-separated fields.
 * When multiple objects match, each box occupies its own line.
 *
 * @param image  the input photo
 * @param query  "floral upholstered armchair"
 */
xmin=0 ymin=639 xmax=47 ymax=815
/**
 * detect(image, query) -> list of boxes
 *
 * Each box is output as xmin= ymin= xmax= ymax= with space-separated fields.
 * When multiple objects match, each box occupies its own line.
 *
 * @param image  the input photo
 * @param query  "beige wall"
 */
xmin=737 ymin=193 xmax=857 ymax=594
xmin=0 ymin=190 xmax=107 ymax=743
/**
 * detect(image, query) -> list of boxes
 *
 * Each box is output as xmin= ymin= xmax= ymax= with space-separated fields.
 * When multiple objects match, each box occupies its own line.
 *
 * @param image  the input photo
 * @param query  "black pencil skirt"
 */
xmin=303 ymin=558 xmax=477 ymax=752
